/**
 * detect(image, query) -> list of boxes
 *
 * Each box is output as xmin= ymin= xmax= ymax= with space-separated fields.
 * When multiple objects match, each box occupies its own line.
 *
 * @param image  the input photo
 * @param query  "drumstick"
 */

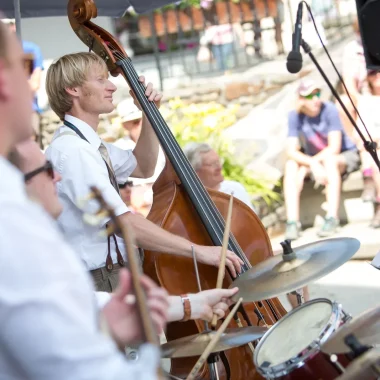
xmin=186 ymin=298 xmax=243 ymax=380
xmin=211 ymin=192 xmax=234 ymax=328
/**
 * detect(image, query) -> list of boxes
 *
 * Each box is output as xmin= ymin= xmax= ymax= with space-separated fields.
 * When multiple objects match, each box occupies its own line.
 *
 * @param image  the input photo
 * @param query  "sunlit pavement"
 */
xmin=271 ymin=223 xmax=380 ymax=317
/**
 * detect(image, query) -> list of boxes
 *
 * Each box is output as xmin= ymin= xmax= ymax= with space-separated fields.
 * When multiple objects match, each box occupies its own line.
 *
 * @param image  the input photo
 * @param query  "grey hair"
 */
xmin=183 ymin=142 xmax=212 ymax=170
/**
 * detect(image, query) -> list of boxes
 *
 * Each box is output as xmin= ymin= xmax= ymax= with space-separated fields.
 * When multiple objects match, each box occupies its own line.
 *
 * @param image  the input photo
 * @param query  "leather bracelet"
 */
xmin=180 ymin=294 xmax=191 ymax=322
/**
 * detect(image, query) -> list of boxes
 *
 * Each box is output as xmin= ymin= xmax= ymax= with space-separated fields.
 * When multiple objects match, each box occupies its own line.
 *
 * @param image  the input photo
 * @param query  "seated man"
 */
xmin=284 ymin=80 xmax=360 ymax=240
xmin=183 ymin=142 xmax=256 ymax=211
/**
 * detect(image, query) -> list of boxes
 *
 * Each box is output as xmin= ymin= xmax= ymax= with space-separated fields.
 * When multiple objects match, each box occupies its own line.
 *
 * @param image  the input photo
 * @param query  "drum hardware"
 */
xmin=322 ymin=304 xmax=380 ymax=355
xmin=290 ymin=288 xmax=304 ymax=306
xmin=335 ymin=348 xmax=380 ymax=380
xmin=344 ymin=334 xmax=371 ymax=359
xmin=254 ymin=298 xmax=352 ymax=379
xmin=330 ymin=354 xmax=346 ymax=374
xmin=229 ymin=237 xmax=361 ymax=302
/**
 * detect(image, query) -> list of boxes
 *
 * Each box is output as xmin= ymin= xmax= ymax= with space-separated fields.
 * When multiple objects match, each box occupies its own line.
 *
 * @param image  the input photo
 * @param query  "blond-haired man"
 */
xmin=45 ymin=52 xmax=243 ymax=292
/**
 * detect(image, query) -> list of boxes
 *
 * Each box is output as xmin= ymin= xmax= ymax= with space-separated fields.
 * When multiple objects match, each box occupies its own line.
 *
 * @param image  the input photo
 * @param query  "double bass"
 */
xmin=67 ymin=1 xmax=287 ymax=378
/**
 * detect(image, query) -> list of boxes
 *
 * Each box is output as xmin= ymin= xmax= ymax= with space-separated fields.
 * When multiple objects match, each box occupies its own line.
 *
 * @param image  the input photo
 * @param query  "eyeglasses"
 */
xmin=203 ymin=158 xmax=225 ymax=168
xmin=118 ymin=181 xmax=134 ymax=189
xmin=302 ymin=91 xmax=321 ymax=100
xmin=24 ymin=161 xmax=54 ymax=182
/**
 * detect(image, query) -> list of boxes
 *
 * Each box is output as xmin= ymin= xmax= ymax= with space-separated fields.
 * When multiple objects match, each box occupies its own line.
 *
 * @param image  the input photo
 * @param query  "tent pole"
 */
xmin=14 ymin=0 xmax=22 ymax=39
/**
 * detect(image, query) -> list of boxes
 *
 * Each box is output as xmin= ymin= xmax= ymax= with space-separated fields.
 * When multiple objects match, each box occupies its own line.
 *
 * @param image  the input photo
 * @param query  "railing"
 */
xmin=117 ymin=0 xmax=357 ymax=89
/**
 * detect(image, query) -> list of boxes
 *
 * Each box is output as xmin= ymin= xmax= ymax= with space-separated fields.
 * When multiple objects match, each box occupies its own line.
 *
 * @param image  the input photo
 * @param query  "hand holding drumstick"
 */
xmin=211 ymin=192 xmax=235 ymax=328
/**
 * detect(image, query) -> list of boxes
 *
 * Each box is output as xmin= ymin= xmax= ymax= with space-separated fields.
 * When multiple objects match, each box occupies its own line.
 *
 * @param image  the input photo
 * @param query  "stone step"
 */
xmin=270 ymin=221 xmax=380 ymax=260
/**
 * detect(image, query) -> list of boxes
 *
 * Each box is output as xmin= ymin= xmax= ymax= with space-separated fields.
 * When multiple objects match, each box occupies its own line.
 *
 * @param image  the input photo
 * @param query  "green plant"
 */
xmin=161 ymin=98 xmax=280 ymax=206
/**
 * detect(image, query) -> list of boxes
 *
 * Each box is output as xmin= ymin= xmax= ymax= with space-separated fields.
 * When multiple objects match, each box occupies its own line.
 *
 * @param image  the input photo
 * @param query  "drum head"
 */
xmin=256 ymin=299 xmax=334 ymax=369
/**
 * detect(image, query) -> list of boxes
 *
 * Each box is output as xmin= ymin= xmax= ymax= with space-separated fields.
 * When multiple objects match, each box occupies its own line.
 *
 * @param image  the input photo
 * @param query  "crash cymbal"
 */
xmin=335 ymin=348 xmax=380 ymax=379
xmin=161 ymin=326 xmax=267 ymax=358
xmin=322 ymin=304 xmax=380 ymax=354
xmin=229 ymin=238 xmax=360 ymax=302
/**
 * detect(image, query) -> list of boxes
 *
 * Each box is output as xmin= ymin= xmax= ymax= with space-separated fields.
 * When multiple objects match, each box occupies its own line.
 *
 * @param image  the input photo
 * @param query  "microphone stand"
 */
xmin=301 ymin=39 xmax=380 ymax=172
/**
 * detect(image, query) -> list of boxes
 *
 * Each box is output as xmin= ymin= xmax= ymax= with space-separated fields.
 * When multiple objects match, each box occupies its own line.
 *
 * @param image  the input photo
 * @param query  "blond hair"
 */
xmin=46 ymin=52 xmax=107 ymax=120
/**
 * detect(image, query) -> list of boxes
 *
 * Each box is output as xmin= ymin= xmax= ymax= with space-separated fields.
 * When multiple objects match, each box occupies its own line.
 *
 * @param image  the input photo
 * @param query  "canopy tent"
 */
xmin=0 ymin=0 xmax=173 ymax=17
xmin=0 ymin=0 xmax=175 ymax=38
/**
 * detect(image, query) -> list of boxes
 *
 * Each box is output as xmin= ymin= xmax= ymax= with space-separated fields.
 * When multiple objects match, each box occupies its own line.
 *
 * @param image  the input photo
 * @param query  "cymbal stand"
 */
xmin=192 ymin=246 xmax=219 ymax=380
xmin=290 ymin=288 xmax=305 ymax=306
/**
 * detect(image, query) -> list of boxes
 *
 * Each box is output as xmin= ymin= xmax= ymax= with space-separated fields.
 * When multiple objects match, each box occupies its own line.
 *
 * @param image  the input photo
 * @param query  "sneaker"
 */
xmin=285 ymin=221 xmax=301 ymax=241
xmin=361 ymin=177 xmax=376 ymax=202
xmin=318 ymin=217 xmax=339 ymax=237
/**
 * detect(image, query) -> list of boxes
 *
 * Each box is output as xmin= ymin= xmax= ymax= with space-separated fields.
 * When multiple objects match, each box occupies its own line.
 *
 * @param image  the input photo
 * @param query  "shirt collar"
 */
xmin=0 ymin=155 xmax=27 ymax=200
xmin=64 ymin=115 xmax=102 ymax=149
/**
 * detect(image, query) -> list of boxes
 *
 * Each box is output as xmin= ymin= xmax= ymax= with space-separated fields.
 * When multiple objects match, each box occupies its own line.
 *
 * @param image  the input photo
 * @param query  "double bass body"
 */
xmin=144 ymin=163 xmax=287 ymax=379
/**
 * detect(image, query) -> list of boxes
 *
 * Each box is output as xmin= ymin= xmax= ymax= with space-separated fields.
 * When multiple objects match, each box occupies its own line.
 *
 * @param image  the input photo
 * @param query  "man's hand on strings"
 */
xmin=130 ymin=76 xmax=162 ymax=110
xmin=102 ymin=268 xmax=169 ymax=347
xmin=195 ymin=245 xmax=244 ymax=278
xmin=188 ymin=287 xmax=239 ymax=321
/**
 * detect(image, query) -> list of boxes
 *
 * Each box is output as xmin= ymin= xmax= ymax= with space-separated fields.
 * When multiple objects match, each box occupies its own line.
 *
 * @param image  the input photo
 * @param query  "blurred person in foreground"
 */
xmin=4 ymin=18 xmax=44 ymax=145
xmin=283 ymin=80 xmax=360 ymax=240
xmin=0 ymin=20 xmax=237 ymax=379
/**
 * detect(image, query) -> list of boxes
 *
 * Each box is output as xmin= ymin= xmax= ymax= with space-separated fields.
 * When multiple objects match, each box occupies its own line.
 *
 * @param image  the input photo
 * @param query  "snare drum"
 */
xmin=254 ymin=298 xmax=351 ymax=379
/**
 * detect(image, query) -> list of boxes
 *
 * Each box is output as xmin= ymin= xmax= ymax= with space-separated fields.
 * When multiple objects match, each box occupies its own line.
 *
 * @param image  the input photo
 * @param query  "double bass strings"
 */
xmin=120 ymin=56 xmax=281 ymax=325
xmin=118 ymin=55 xmax=280 ymax=325
xmin=107 ymin=45 xmax=280 ymax=324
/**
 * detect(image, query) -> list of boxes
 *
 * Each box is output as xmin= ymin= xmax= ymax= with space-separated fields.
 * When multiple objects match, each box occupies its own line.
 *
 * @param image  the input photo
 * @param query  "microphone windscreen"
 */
xmin=286 ymin=51 xmax=303 ymax=74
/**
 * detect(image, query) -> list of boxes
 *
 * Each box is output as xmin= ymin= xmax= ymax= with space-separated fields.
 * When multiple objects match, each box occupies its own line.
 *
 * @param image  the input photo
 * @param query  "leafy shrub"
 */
xmin=161 ymin=97 xmax=280 ymax=207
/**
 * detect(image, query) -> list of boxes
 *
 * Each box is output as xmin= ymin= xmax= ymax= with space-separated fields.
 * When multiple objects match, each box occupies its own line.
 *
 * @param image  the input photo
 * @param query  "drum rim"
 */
xmin=254 ymin=298 xmax=342 ymax=378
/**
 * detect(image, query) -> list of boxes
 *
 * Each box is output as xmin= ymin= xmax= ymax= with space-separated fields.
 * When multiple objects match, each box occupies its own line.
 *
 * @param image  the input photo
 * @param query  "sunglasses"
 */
xmin=118 ymin=181 xmax=134 ymax=189
xmin=302 ymin=91 xmax=321 ymax=100
xmin=24 ymin=161 xmax=54 ymax=182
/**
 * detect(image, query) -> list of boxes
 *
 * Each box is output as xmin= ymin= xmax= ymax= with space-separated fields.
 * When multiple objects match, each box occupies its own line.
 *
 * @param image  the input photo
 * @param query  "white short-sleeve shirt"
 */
xmin=45 ymin=115 xmax=137 ymax=270
xmin=219 ymin=180 xmax=256 ymax=212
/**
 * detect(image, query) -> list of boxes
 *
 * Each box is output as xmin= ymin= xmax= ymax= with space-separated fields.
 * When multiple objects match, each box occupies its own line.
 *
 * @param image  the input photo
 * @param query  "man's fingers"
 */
xmin=145 ymin=82 xmax=153 ymax=96
xmin=226 ymin=252 xmax=242 ymax=275
xmin=147 ymin=298 xmax=168 ymax=322
xmin=212 ymin=307 xmax=226 ymax=319
xmin=147 ymin=287 xmax=170 ymax=308
xmin=138 ymin=75 xmax=146 ymax=85
xmin=225 ymin=258 xmax=237 ymax=278
xmin=113 ymin=268 xmax=131 ymax=300
xmin=150 ymin=311 xmax=166 ymax=334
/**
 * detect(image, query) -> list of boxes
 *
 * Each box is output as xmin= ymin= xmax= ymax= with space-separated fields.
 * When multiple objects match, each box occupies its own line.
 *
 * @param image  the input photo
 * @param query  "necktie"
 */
xmin=98 ymin=142 xmax=120 ymax=195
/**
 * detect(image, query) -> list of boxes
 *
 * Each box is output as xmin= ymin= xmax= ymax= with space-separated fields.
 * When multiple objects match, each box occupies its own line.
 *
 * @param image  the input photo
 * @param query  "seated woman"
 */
xmin=284 ymin=80 xmax=360 ymax=241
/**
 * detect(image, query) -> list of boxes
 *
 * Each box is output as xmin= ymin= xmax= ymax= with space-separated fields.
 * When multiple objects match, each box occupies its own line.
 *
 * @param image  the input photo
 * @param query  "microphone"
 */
xmin=286 ymin=2 xmax=303 ymax=74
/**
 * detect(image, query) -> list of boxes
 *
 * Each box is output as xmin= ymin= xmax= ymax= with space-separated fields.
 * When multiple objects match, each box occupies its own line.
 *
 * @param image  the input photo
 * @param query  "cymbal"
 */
xmin=322 ymin=304 xmax=380 ymax=354
xmin=229 ymin=238 xmax=360 ymax=302
xmin=161 ymin=326 xmax=267 ymax=358
xmin=335 ymin=348 xmax=380 ymax=379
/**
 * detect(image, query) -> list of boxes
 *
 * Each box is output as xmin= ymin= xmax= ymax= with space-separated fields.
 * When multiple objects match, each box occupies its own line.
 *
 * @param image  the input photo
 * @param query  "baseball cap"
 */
xmin=298 ymin=80 xmax=321 ymax=97
xmin=117 ymin=98 xmax=142 ymax=123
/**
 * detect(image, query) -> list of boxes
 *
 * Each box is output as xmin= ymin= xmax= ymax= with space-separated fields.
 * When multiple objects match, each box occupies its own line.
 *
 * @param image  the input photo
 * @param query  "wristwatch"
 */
xmin=180 ymin=294 xmax=191 ymax=322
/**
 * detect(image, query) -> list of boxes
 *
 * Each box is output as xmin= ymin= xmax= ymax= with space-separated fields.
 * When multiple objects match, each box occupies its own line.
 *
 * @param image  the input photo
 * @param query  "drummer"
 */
xmin=44 ymin=52 xmax=243 ymax=292
xmin=10 ymin=138 xmax=240 ymax=323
